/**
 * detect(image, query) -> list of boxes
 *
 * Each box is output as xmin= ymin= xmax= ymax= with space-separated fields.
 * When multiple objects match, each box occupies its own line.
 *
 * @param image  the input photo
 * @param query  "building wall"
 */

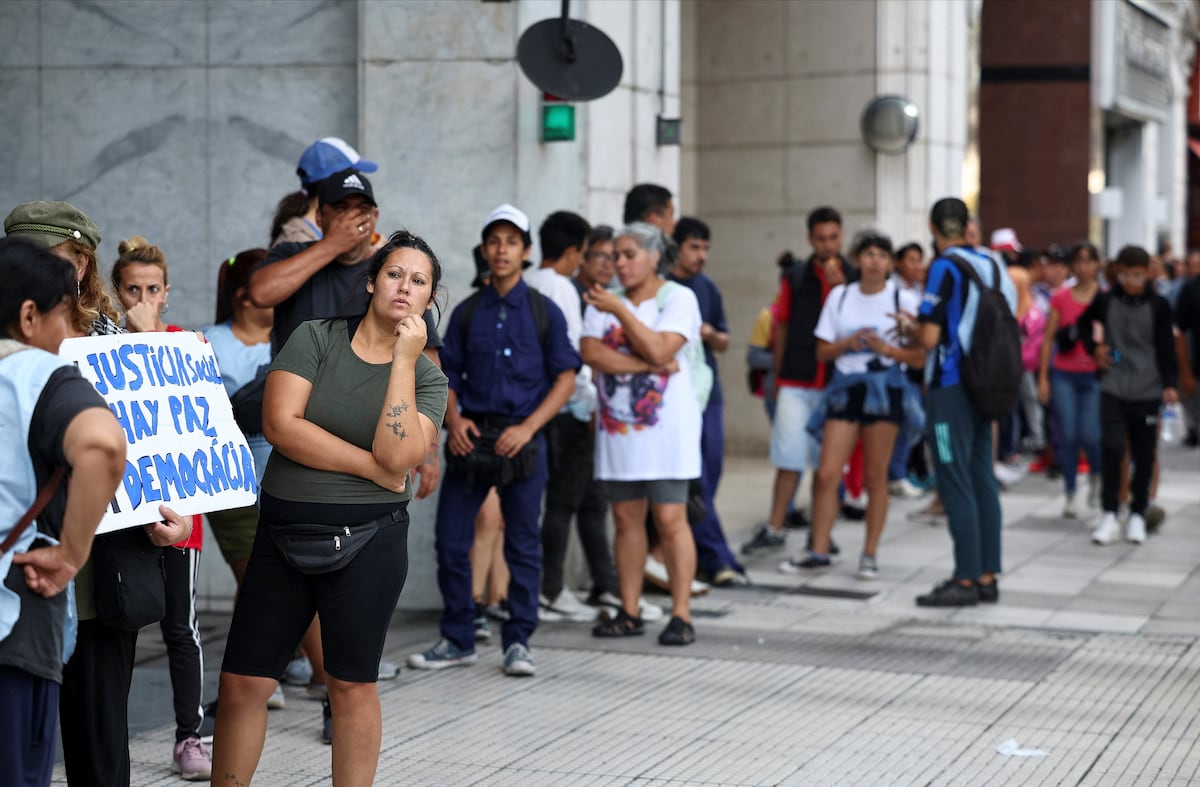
xmin=978 ymin=0 xmax=1093 ymax=249
xmin=684 ymin=0 xmax=968 ymax=454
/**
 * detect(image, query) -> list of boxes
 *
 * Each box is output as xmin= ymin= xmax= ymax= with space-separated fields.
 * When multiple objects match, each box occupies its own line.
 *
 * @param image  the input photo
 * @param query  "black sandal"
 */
xmin=658 ymin=615 xmax=695 ymax=646
xmin=592 ymin=608 xmax=644 ymax=638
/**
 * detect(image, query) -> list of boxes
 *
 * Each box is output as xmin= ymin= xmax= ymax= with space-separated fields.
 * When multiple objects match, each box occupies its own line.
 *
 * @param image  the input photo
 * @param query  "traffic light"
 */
xmin=540 ymin=91 xmax=576 ymax=142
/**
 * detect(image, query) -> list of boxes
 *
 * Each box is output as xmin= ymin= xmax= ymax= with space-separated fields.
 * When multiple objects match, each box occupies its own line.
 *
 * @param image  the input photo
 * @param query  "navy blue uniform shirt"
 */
xmin=441 ymin=279 xmax=580 ymax=418
xmin=668 ymin=271 xmax=727 ymax=404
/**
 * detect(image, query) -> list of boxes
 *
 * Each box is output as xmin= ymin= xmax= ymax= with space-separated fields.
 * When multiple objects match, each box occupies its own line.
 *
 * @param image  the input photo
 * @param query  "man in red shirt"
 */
xmin=742 ymin=207 xmax=855 ymax=556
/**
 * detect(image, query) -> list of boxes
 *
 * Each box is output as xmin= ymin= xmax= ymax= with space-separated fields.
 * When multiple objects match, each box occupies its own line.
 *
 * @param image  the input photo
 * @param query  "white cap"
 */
xmin=989 ymin=227 xmax=1021 ymax=252
xmin=482 ymin=203 xmax=531 ymax=236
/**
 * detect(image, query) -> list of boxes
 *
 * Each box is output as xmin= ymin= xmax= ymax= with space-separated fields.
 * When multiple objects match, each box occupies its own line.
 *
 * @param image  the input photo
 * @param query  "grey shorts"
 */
xmin=603 ymin=479 xmax=689 ymax=505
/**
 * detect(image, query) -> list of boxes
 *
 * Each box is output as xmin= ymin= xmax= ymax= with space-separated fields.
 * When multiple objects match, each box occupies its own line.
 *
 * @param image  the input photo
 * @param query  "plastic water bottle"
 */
xmin=1160 ymin=402 xmax=1182 ymax=444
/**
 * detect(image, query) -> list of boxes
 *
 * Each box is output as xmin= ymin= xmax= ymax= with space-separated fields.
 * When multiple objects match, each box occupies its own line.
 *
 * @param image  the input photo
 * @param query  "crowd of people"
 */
xmin=1 ymin=134 xmax=1195 ymax=786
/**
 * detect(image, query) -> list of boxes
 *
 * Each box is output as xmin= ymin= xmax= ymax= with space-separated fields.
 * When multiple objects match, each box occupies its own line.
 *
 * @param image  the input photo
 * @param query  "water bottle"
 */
xmin=1160 ymin=402 xmax=1182 ymax=444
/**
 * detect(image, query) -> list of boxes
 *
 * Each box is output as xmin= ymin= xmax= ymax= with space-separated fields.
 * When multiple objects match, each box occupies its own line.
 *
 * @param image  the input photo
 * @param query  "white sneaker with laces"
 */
xmin=1092 ymin=512 xmax=1121 ymax=545
xmin=540 ymin=588 xmax=596 ymax=622
xmin=267 ymin=683 xmax=286 ymax=710
xmin=1062 ymin=491 xmax=1079 ymax=519
xmin=1126 ymin=513 xmax=1147 ymax=544
xmin=888 ymin=479 xmax=925 ymax=499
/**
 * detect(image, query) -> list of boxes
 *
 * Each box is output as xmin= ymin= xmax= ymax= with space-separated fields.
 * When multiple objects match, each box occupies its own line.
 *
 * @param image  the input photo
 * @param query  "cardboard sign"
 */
xmin=59 ymin=332 xmax=258 ymax=534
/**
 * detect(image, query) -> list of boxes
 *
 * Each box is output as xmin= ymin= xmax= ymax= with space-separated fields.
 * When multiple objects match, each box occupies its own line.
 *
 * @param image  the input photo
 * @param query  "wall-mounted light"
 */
xmin=860 ymin=95 xmax=919 ymax=155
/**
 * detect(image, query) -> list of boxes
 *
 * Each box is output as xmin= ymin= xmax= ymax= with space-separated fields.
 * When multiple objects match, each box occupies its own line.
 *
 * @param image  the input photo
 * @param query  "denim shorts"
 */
xmin=769 ymin=386 xmax=823 ymax=472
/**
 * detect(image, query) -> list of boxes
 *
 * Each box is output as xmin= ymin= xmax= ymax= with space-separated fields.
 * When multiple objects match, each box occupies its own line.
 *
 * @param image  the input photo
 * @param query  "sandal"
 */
xmin=658 ymin=615 xmax=695 ymax=646
xmin=592 ymin=608 xmax=644 ymax=638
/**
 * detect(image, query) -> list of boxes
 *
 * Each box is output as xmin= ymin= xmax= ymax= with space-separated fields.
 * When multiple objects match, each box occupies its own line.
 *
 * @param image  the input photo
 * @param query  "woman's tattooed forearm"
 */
xmin=385 ymin=400 xmax=411 ymax=439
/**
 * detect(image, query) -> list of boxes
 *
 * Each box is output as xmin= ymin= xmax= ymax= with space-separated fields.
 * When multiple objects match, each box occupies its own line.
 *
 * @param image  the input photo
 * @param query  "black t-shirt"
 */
xmin=0 ymin=366 xmax=109 ymax=683
xmin=259 ymin=241 xmax=444 ymax=357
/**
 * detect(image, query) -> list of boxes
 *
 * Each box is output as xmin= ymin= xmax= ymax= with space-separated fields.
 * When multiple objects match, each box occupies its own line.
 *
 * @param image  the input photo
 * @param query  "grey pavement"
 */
xmin=55 ymin=443 xmax=1199 ymax=785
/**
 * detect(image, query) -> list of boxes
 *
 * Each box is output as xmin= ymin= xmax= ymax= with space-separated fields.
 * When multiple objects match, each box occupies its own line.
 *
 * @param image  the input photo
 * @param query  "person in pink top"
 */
xmin=1037 ymin=241 xmax=1103 ymax=519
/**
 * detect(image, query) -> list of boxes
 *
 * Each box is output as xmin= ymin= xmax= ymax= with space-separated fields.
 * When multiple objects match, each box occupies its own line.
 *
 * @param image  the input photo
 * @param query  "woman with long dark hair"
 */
xmin=211 ymin=231 xmax=447 ymax=786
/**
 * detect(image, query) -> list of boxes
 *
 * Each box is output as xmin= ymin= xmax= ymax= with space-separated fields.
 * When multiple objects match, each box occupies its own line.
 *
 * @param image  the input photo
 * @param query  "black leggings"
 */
xmin=1100 ymin=394 xmax=1158 ymax=516
xmin=221 ymin=508 xmax=409 ymax=683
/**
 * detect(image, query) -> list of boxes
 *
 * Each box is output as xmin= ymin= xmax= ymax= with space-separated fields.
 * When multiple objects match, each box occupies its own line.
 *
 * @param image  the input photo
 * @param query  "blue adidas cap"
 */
xmin=296 ymin=137 xmax=378 ymax=186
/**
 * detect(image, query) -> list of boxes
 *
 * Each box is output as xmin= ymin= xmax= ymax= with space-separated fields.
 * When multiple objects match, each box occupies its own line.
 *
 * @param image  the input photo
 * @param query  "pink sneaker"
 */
xmin=171 ymin=737 xmax=212 ymax=781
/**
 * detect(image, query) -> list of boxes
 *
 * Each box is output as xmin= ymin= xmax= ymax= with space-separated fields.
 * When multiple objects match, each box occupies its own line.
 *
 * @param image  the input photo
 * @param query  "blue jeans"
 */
xmin=693 ymin=398 xmax=743 ymax=574
xmin=1050 ymin=370 xmax=1101 ymax=494
xmin=888 ymin=378 xmax=925 ymax=482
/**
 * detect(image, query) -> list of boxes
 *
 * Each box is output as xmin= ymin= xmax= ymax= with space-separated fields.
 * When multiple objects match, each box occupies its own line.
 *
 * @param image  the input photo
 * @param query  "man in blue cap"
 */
xmin=272 ymin=137 xmax=380 ymax=247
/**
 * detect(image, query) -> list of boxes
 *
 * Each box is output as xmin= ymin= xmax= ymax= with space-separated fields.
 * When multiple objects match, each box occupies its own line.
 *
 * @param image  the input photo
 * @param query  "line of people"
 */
xmin=740 ymin=198 xmax=1189 ymax=610
xmin=0 ymin=135 xmax=753 ymax=786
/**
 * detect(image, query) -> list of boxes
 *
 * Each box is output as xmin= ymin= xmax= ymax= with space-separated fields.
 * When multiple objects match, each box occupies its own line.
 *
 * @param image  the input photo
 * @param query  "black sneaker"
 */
xmin=785 ymin=510 xmax=810 ymax=529
xmin=803 ymin=532 xmax=840 ymax=556
xmin=473 ymin=603 xmax=491 ymax=641
xmin=740 ymin=525 xmax=785 ymax=556
xmin=778 ymin=553 xmax=831 ymax=574
xmin=198 ymin=700 xmax=217 ymax=743
xmin=321 ymin=699 xmax=332 ymax=745
xmin=916 ymin=579 xmax=979 ymax=607
xmin=658 ymin=615 xmax=695 ymax=646
xmin=977 ymin=580 xmax=999 ymax=604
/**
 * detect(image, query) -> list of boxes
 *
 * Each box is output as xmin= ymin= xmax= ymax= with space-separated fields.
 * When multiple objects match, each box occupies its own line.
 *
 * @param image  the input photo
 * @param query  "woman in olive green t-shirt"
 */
xmin=212 ymin=231 xmax=448 ymax=786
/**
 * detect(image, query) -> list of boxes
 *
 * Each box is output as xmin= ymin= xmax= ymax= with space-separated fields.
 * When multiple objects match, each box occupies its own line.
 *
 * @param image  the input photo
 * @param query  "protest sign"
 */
xmin=60 ymin=332 xmax=258 ymax=534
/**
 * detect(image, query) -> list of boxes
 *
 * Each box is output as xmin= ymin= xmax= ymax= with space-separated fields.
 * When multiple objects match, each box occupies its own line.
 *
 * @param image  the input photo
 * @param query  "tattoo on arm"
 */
xmin=386 ymin=422 xmax=409 ymax=439
xmin=386 ymin=401 xmax=411 ymax=418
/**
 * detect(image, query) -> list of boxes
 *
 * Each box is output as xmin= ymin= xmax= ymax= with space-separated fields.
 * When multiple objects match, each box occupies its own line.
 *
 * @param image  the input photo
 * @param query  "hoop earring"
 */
xmin=161 ymin=301 xmax=169 ymax=315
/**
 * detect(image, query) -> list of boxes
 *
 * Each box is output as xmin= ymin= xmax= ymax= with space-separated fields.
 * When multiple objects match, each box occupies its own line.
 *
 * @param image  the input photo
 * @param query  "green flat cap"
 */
xmin=4 ymin=200 xmax=102 ymax=251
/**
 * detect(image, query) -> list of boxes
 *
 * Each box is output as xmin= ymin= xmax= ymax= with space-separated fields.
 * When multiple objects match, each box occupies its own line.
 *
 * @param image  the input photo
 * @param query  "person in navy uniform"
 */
xmin=408 ymin=204 xmax=579 ymax=677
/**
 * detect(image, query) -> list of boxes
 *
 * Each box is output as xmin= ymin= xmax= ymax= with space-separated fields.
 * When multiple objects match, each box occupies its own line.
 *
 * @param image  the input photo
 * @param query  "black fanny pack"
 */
xmin=445 ymin=420 xmax=539 ymax=490
xmin=91 ymin=528 xmax=166 ymax=631
xmin=267 ymin=507 xmax=406 ymax=575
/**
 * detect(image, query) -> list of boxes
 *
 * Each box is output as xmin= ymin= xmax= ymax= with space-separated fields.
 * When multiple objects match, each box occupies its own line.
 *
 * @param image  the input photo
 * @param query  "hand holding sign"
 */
xmin=59 ymin=332 xmax=258 ymax=534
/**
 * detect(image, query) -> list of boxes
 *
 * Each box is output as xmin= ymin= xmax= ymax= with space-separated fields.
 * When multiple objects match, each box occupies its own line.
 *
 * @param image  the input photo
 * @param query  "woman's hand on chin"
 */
xmin=392 ymin=315 xmax=427 ymax=363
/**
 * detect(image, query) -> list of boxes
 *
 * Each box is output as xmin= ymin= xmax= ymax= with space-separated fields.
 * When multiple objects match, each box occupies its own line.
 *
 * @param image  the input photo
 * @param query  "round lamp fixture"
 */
xmin=860 ymin=95 xmax=919 ymax=155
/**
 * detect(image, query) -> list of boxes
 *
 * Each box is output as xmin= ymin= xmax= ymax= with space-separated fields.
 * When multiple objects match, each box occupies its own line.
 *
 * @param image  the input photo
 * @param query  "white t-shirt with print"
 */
xmin=583 ymin=284 xmax=703 ymax=481
xmin=814 ymin=281 xmax=921 ymax=375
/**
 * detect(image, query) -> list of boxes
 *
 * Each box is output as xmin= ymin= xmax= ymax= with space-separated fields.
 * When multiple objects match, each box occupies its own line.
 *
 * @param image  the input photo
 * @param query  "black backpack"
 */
xmin=946 ymin=250 xmax=1022 ymax=420
xmin=455 ymin=286 xmax=551 ymax=348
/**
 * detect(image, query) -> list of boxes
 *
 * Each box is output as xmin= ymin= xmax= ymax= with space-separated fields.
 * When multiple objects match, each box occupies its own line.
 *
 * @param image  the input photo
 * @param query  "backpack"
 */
xmin=656 ymin=281 xmax=713 ymax=409
xmin=456 ymin=286 xmax=550 ymax=349
xmin=945 ymin=250 xmax=1022 ymax=419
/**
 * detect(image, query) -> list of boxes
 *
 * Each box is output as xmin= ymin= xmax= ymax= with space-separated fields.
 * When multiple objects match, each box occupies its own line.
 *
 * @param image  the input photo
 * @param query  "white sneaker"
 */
xmin=1086 ymin=474 xmax=1101 ymax=509
xmin=539 ymin=589 xmax=596 ymax=622
xmin=377 ymin=659 xmax=400 ymax=680
xmin=1062 ymin=492 xmax=1079 ymax=519
xmin=644 ymin=556 xmax=709 ymax=597
xmin=1092 ymin=512 xmax=1121 ymax=545
xmin=1126 ymin=513 xmax=1147 ymax=544
xmin=594 ymin=592 xmax=664 ymax=622
xmin=888 ymin=479 xmax=925 ymax=499
xmin=994 ymin=462 xmax=1025 ymax=487
xmin=267 ymin=683 xmax=286 ymax=710
xmin=643 ymin=556 xmax=670 ymax=591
